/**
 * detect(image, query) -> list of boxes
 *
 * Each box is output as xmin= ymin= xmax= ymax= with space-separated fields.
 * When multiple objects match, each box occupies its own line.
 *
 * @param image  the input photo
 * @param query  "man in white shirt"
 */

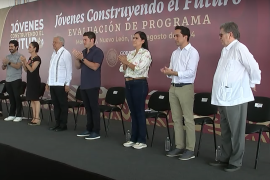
xmin=46 ymin=36 xmax=72 ymax=132
xmin=161 ymin=26 xmax=199 ymax=160
xmin=209 ymin=22 xmax=261 ymax=172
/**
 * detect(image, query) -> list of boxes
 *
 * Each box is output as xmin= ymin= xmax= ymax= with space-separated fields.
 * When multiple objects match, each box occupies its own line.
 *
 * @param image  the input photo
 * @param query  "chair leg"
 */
xmin=107 ymin=111 xmax=112 ymax=132
xmin=40 ymin=108 xmax=44 ymax=121
xmin=21 ymin=103 xmax=25 ymax=117
xmin=145 ymin=117 xmax=149 ymax=139
xmin=102 ymin=112 xmax=108 ymax=136
xmin=254 ymin=131 xmax=262 ymax=169
xmin=72 ymin=108 xmax=76 ymax=130
xmin=196 ymin=124 xmax=204 ymax=157
xmin=48 ymin=104 xmax=53 ymax=123
xmin=27 ymin=101 xmax=31 ymax=120
xmin=165 ymin=117 xmax=172 ymax=146
xmin=74 ymin=107 xmax=80 ymax=130
xmin=4 ymin=99 xmax=9 ymax=114
xmin=212 ymin=122 xmax=217 ymax=150
xmin=146 ymin=124 xmax=149 ymax=139
xmin=151 ymin=118 xmax=157 ymax=147
xmin=120 ymin=111 xmax=126 ymax=135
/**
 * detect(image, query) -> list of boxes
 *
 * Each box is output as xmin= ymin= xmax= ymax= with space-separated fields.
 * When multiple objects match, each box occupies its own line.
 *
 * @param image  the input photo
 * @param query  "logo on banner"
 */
xmin=10 ymin=19 xmax=45 ymax=50
xmin=106 ymin=48 xmax=118 ymax=67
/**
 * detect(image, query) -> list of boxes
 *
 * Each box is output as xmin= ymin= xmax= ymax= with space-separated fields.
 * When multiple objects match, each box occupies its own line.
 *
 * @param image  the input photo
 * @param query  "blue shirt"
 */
xmin=81 ymin=45 xmax=104 ymax=89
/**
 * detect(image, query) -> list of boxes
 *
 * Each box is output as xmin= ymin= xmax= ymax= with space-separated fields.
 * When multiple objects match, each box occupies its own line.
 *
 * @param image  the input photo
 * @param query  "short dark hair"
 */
xmin=9 ymin=40 xmax=19 ymax=50
xmin=220 ymin=22 xmax=240 ymax=40
xmin=175 ymin=26 xmax=190 ymax=41
xmin=83 ymin=31 xmax=96 ymax=43
xmin=30 ymin=42 xmax=39 ymax=52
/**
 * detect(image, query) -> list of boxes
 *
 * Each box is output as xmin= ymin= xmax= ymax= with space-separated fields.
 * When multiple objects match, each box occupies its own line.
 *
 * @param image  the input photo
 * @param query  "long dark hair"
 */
xmin=135 ymin=31 xmax=149 ymax=50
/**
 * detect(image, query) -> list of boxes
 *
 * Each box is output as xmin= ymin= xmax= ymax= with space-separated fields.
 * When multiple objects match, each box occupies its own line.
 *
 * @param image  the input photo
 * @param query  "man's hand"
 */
xmin=65 ymin=85 xmax=70 ymax=93
xmin=2 ymin=58 xmax=9 ymax=65
xmin=160 ymin=67 xmax=165 ymax=73
xmin=251 ymin=86 xmax=256 ymax=92
xmin=45 ymin=84 xmax=50 ymax=92
xmin=2 ymin=64 xmax=7 ymax=70
xmin=161 ymin=66 xmax=177 ymax=76
xmin=72 ymin=49 xmax=83 ymax=60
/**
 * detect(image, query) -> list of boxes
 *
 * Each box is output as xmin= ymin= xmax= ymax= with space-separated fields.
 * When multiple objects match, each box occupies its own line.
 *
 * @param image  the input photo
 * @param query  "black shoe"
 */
xmin=85 ymin=132 xmax=100 ymax=140
xmin=224 ymin=164 xmax=241 ymax=172
xmin=49 ymin=125 xmax=59 ymax=131
xmin=55 ymin=126 xmax=67 ymax=132
xmin=209 ymin=161 xmax=229 ymax=167
xmin=166 ymin=148 xmax=185 ymax=157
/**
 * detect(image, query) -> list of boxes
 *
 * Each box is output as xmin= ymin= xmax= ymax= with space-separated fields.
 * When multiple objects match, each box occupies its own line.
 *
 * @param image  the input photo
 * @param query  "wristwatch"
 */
xmin=81 ymin=58 xmax=84 ymax=63
xmin=8 ymin=62 xmax=11 ymax=65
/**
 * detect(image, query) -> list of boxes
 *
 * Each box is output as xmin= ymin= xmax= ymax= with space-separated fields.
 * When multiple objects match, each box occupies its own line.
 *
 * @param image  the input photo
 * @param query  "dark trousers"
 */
xmin=218 ymin=103 xmax=248 ymax=167
xmin=0 ymin=102 xmax=2 ymax=111
xmin=50 ymin=86 xmax=68 ymax=127
xmin=80 ymin=88 xmax=100 ymax=133
xmin=125 ymin=79 xmax=148 ymax=144
xmin=5 ymin=79 xmax=22 ymax=117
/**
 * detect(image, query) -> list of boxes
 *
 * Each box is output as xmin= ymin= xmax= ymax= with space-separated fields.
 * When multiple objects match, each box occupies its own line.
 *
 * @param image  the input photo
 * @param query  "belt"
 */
xmin=171 ymin=83 xmax=192 ymax=87
xmin=125 ymin=77 xmax=146 ymax=81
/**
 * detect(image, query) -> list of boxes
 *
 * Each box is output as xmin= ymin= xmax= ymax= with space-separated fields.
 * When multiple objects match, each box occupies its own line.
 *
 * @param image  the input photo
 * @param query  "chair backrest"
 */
xmin=247 ymin=96 xmax=270 ymax=123
xmin=105 ymin=87 xmax=125 ymax=105
xmin=148 ymin=91 xmax=170 ymax=111
xmin=20 ymin=81 xmax=27 ymax=95
xmin=75 ymin=86 xmax=83 ymax=101
xmin=39 ymin=83 xmax=46 ymax=97
xmin=193 ymin=92 xmax=217 ymax=116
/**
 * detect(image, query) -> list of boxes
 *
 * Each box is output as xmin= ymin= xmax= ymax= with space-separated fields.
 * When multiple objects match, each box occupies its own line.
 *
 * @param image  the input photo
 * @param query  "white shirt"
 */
xmin=168 ymin=43 xmax=200 ymax=83
xmin=211 ymin=40 xmax=261 ymax=106
xmin=119 ymin=48 xmax=152 ymax=78
xmin=47 ymin=46 xmax=72 ymax=86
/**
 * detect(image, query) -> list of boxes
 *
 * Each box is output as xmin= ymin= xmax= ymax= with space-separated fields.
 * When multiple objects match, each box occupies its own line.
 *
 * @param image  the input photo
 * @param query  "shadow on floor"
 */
xmin=0 ymin=143 xmax=114 ymax=180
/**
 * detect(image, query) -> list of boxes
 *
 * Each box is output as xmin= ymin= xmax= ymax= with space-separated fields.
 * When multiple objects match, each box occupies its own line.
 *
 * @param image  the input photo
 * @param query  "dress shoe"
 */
xmin=55 ymin=126 xmax=67 ymax=132
xmin=209 ymin=161 xmax=229 ymax=167
xmin=49 ymin=125 xmax=59 ymax=131
xmin=224 ymin=164 xmax=241 ymax=172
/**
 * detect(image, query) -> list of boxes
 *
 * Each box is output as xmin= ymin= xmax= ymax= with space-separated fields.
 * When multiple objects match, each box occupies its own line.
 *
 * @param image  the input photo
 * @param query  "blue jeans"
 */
xmin=125 ymin=79 xmax=148 ymax=143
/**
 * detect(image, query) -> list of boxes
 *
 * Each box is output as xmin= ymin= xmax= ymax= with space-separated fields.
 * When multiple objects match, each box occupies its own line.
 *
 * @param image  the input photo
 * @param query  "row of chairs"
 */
xmin=1 ymin=81 xmax=269 ymax=169
xmin=71 ymin=86 xmax=270 ymax=169
xmin=0 ymin=80 xmax=53 ymax=122
xmin=0 ymin=81 xmax=125 ymax=136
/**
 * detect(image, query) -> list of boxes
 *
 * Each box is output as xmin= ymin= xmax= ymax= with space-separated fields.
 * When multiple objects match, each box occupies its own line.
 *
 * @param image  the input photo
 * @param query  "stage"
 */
xmin=0 ymin=106 xmax=269 ymax=180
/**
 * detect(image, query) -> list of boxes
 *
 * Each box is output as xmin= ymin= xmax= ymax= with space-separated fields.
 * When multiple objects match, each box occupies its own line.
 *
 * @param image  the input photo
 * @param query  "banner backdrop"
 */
xmin=0 ymin=0 xmax=269 ymax=142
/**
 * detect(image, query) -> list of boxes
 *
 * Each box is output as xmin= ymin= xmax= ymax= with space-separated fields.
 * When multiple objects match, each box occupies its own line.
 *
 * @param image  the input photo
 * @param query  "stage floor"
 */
xmin=0 ymin=107 xmax=269 ymax=180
